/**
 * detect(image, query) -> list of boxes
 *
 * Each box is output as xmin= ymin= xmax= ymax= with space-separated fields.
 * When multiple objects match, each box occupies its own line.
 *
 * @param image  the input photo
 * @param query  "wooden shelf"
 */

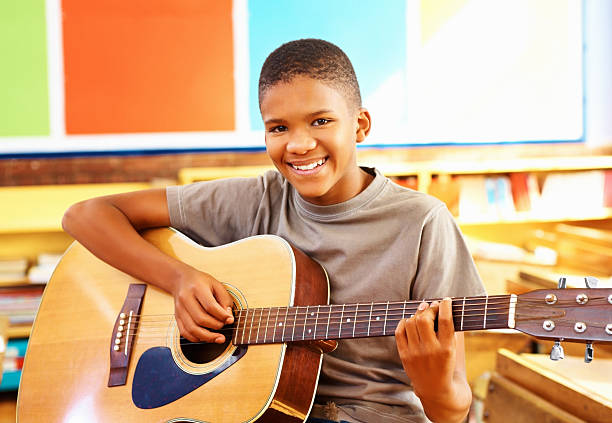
xmin=179 ymin=165 xmax=274 ymax=184
xmin=179 ymin=156 xmax=612 ymax=191
xmin=7 ymin=325 xmax=30 ymax=339
xmin=457 ymin=208 xmax=612 ymax=226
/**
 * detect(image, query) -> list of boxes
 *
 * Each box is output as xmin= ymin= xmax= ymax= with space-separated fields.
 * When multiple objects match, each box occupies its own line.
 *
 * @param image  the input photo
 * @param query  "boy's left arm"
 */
xmin=395 ymin=298 xmax=472 ymax=423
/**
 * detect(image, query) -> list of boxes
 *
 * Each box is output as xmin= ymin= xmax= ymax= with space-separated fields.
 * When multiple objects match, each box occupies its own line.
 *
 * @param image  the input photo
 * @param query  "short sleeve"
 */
xmin=411 ymin=205 xmax=486 ymax=301
xmin=166 ymin=171 xmax=283 ymax=246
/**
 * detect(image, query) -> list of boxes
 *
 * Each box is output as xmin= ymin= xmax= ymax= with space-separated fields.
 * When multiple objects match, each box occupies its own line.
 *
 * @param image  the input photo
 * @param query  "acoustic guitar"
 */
xmin=17 ymin=228 xmax=612 ymax=422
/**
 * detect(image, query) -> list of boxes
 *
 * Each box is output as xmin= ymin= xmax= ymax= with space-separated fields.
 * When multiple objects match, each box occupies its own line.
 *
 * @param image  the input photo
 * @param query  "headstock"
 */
xmin=515 ymin=288 xmax=612 ymax=345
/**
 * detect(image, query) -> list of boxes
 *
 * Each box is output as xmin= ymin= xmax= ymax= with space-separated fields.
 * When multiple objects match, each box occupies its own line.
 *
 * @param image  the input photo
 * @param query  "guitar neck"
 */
xmin=232 ymin=294 xmax=516 ymax=345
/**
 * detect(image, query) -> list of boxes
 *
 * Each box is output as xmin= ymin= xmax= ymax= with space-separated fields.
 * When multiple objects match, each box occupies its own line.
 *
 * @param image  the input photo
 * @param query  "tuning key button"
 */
xmin=550 ymin=341 xmax=564 ymax=361
xmin=606 ymin=324 xmax=612 ymax=335
xmin=576 ymin=294 xmax=588 ymax=305
xmin=543 ymin=320 xmax=555 ymax=331
xmin=585 ymin=342 xmax=594 ymax=363
xmin=574 ymin=322 xmax=587 ymax=333
xmin=584 ymin=276 xmax=598 ymax=288
xmin=545 ymin=294 xmax=557 ymax=305
xmin=608 ymin=295 xmax=612 ymax=305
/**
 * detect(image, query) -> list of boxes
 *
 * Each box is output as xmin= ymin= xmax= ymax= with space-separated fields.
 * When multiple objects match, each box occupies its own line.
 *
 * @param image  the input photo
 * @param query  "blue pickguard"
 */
xmin=132 ymin=345 xmax=247 ymax=409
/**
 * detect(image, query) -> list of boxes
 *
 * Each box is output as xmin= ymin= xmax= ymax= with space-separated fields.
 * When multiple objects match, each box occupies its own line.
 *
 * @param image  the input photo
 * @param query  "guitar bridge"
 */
xmin=108 ymin=283 xmax=147 ymax=387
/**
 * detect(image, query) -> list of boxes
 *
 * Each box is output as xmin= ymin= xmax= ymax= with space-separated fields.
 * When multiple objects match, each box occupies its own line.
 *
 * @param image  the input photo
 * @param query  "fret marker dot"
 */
xmin=308 ymin=329 xmax=312 ymax=334
xmin=311 ymin=312 xmax=314 ymax=316
xmin=347 ymin=318 xmax=350 ymax=322
xmin=279 ymin=323 xmax=283 ymax=326
xmin=376 ymin=316 xmax=380 ymax=321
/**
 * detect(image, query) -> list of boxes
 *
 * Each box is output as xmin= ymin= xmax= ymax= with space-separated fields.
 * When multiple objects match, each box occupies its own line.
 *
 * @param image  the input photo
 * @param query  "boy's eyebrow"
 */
xmin=263 ymin=118 xmax=286 ymax=125
xmin=264 ymin=109 xmax=335 ymax=125
xmin=309 ymin=109 xmax=334 ymax=117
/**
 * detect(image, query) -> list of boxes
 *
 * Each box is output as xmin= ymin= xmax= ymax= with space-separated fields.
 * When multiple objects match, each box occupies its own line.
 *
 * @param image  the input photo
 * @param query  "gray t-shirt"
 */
xmin=167 ymin=167 xmax=486 ymax=423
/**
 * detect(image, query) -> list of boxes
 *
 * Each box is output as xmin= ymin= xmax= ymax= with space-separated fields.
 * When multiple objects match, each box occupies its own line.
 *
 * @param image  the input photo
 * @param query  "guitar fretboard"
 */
xmin=232 ymin=295 xmax=514 ymax=345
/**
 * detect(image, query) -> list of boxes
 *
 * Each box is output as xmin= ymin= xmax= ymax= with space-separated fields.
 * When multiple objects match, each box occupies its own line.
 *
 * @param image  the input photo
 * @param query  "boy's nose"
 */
xmin=286 ymin=133 xmax=316 ymax=154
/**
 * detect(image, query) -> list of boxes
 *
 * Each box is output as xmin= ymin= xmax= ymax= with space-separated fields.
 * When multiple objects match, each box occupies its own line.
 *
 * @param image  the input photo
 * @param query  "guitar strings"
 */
xmin=111 ymin=295 xmax=607 ymax=342
xmin=115 ymin=294 xmax=608 ymax=322
xmin=121 ymin=310 xmax=589 ymax=340
xmin=123 ymin=302 xmax=565 ymax=328
xmin=122 ymin=317 xmax=609 ymax=347
xmin=128 ymin=304 xmax=515 ymax=327
xmin=127 ymin=301 xmax=572 ymax=327
xmin=125 ymin=298 xmax=515 ymax=321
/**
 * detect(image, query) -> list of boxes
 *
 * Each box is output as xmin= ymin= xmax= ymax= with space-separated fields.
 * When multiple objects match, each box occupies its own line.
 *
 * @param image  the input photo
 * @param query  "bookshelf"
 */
xmin=178 ymin=156 xmax=612 ymax=233
xmin=0 ymin=182 xmax=151 ymax=337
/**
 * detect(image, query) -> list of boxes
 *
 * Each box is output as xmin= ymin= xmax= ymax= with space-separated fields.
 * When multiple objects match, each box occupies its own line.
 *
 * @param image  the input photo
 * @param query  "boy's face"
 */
xmin=260 ymin=76 xmax=371 ymax=206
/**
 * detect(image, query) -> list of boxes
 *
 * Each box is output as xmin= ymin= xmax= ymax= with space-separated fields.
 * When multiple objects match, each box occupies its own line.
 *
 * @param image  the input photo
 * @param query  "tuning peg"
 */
xmin=550 ymin=341 xmax=564 ymax=361
xmin=584 ymin=276 xmax=599 ymax=289
xmin=585 ymin=342 xmax=594 ymax=363
xmin=557 ymin=277 xmax=567 ymax=289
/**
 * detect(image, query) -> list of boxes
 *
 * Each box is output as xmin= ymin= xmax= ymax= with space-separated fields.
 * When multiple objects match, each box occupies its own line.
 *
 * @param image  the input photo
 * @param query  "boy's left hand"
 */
xmin=395 ymin=297 xmax=471 ymax=422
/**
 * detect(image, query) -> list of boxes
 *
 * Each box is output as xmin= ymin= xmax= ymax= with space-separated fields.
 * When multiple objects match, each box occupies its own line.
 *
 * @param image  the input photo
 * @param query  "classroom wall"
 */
xmin=584 ymin=0 xmax=612 ymax=148
xmin=1 ymin=0 xmax=611 ymax=186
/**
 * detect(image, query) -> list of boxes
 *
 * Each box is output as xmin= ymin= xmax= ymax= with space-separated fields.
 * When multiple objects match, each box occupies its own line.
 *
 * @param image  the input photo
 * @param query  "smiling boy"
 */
xmin=63 ymin=39 xmax=485 ymax=423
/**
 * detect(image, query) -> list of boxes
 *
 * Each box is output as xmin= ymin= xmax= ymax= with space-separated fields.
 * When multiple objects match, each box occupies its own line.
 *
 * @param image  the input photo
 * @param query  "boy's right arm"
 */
xmin=62 ymin=188 xmax=234 ymax=343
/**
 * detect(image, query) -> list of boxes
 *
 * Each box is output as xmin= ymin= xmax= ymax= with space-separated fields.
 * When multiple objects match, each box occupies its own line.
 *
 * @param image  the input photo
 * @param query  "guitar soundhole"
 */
xmin=179 ymin=329 xmax=232 ymax=364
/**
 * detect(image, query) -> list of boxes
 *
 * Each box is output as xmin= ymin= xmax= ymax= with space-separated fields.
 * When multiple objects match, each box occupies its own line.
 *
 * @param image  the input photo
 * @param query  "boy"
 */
xmin=63 ymin=39 xmax=485 ymax=423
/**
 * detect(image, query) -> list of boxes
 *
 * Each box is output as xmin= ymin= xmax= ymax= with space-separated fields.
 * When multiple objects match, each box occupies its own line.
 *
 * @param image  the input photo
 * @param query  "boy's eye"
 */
xmin=268 ymin=125 xmax=288 ymax=133
xmin=312 ymin=118 xmax=329 ymax=126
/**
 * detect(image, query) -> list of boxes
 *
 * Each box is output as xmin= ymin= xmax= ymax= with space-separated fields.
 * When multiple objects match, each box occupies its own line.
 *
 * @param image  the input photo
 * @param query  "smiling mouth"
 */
xmin=289 ymin=157 xmax=327 ymax=171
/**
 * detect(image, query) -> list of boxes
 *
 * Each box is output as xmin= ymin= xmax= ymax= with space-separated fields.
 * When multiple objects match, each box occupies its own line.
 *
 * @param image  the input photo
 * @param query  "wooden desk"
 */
xmin=484 ymin=349 xmax=612 ymax=423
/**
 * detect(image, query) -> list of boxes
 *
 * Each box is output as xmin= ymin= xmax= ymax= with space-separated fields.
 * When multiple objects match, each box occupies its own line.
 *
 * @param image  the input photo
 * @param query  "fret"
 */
xmin=241 ymin=308 xmax=249 ymax=344
xmin=383 ymin=301 xmax=390 ymax=335
xmin=369 ymin=302 xmax=387 ymax=336
xmin=352 ymin=304 xmax=359 ymax=338
xmin=401 ymin=300 xmax=406 ymax=320
xmin=233 ymin=307 xmax=243 ymax=344
xmin=291 ymin=306 xmax=299 ymax=341
xmin=483 ymin=296 xmax=488 ymax=329
xmin=272 ymin=307 xmax=279 ymax=343
xmin=367 ymin=302 xmax=373 ymax=337
xmin=314 ymin=305 xmax=320 ymax=340
xmin=338 ymin=304 xmax=345 ymax=338
xmin=485 ymin=295 xmax=511 ymax=330
xmin=325 ymin=305 xmax=331 ymax=339
xmin=280 ymin=307 xmax=289 ymax=342
xmin=302 ymin=306 xmax=309 ymax=341
xmin=254 ymin=308 xmax=262 ymax=343
xmin=460 ymin=297 xmax=466 ymax=331
xmin=306 ymin=307 xmax=316 ymax=340
xmin=356 ymin=303 xmax=373 ymax=339
xmin=263 ymin=308 xmax=271 ymax=343
xmin=248 ymin=308 xmax=256 ymax=344
xmin=338 ymin=304 xmax=357 ymax=338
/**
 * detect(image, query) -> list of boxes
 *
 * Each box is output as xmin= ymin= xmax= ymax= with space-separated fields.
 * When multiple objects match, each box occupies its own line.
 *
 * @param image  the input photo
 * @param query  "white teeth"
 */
xmin=292 ymin=159 xmax=325 ymax=171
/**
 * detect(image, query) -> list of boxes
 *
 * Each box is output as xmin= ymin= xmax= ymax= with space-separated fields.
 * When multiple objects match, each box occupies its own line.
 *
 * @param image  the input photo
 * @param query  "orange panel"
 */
xmin=63 ymin=0 xmax=234 ymax=134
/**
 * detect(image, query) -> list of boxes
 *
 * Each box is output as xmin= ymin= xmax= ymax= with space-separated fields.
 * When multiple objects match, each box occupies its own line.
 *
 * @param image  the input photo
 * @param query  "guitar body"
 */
xmin=17 ymin=228 xmax=330 ymax=423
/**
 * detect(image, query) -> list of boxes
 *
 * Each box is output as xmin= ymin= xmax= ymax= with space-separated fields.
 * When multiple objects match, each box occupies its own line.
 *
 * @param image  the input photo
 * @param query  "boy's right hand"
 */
xmin=172 ymin=267 xmax=235 ymax=344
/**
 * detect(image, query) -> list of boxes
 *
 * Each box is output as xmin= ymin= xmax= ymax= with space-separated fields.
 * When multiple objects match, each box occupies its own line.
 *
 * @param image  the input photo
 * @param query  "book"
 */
xmin=538 ymin=171 xmax=604 ymax=217
xmin=510 ymin=172 xmax=531 ymax=212
xmin=0 ymin=257 xmax=28 ymax=283
xmin=27 ymin=252 xmax=62 ymax=284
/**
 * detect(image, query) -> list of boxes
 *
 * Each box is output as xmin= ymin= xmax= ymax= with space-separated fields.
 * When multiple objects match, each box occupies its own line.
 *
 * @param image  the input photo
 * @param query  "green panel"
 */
xmin=0 ymin=0 xmax=50 ymax=136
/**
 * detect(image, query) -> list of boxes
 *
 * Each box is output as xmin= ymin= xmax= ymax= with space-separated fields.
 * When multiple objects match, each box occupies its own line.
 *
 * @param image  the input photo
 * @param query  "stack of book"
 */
xmin=457 ymin=175 xmax=516 ymax=221
xmin=456 ymin=170 xmax=612 ymax=222
xmin=0 ymin=285 xmax=44 ymax=327
xmin=27 ymin=252 xmax=62 ymax=284
xmin=0 ymin=258 xmax=28 ymax=285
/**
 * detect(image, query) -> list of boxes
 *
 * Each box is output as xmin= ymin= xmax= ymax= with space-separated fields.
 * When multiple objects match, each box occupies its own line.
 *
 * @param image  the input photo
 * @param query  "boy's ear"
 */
xmin=355 ymin=108 xmax=371 ymax=143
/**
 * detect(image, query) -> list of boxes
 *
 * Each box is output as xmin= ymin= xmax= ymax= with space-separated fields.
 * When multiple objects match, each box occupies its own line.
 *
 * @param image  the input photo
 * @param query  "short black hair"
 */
xmin=258 ymin=38 xmax=362 ymax=110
